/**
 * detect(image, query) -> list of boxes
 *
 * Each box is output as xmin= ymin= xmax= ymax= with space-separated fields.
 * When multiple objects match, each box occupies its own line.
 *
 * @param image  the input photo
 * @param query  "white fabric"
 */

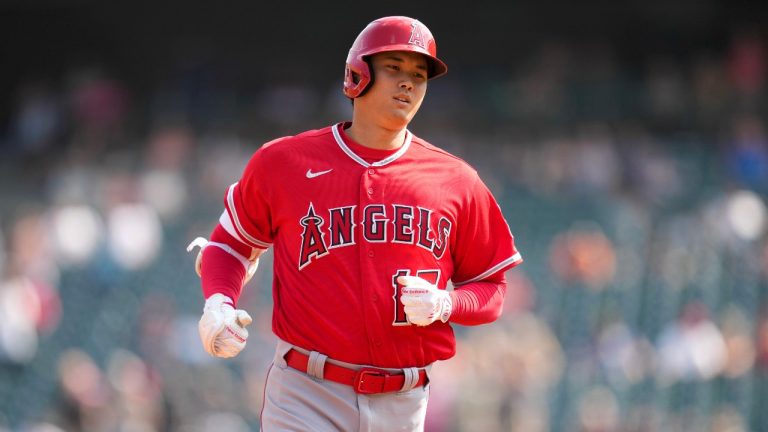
xmin=398 ymin=275 xmax=453 ymax=326
xmin=225 ymin=183 xmax=272 ymax=248
xmin=307 ymin=351 xmax=328 ymax=381
xmin=186 ymin=236 xmax=259 ymax=284
xmin=198 ymin=293 xmax=253 ymax=358
xmin=331 ymin=122 xmax=412 ymax=168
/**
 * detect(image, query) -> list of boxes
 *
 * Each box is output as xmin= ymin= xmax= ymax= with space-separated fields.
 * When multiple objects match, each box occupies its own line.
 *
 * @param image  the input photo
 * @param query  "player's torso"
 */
xmin=261 ymin=124 xmax=469 ymax=367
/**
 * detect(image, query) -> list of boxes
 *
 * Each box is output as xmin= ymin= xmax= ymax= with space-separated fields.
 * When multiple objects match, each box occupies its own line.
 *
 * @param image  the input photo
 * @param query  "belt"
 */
xmin=284 ymin=349 xmax=429 ymax=394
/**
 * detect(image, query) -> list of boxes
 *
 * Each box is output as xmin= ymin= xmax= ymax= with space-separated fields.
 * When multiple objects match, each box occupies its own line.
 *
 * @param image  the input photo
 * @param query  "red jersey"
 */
xmin=223 ymin=122 xmax=521 ymax=368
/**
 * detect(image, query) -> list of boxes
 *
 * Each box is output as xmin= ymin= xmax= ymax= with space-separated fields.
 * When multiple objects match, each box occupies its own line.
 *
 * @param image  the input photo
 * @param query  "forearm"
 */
xmin=200 ymin=224 xmax=263 ymax=304
xmin=448 ymin=280 xmax=506 ymax=326
xmin=201 ymin=245 xmax=246 ymax=303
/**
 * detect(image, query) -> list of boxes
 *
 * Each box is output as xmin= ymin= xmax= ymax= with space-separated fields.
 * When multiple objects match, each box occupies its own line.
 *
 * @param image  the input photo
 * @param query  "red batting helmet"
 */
xmin=343 ymin=16 xmax=448 ymax=99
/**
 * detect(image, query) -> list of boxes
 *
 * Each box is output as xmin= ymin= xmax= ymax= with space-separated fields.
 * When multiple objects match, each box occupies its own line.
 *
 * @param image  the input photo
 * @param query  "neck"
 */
xmin=345 ymin=121 xmax=408 ymax=151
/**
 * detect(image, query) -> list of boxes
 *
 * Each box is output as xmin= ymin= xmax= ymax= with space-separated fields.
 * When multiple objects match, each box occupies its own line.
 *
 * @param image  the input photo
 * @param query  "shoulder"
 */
xmin=409 ymin=134 xmax=478 ymax=178
xmin=259 ymin=125 xmax=333 ymax=153
xmin=250 ymin=125 xmax=335 ymax=163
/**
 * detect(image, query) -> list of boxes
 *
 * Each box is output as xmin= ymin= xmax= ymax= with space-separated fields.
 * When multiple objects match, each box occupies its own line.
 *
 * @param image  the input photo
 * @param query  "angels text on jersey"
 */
xmin=299 ymin=202 xmax=452 ymax=270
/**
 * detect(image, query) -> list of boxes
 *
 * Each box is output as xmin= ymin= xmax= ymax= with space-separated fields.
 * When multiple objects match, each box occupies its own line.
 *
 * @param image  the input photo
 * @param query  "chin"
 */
xmin=387 ymin=111 xmax=417 ymax=128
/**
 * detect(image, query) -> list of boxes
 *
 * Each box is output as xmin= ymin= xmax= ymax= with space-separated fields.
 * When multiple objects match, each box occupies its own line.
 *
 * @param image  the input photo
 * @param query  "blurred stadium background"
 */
xmin=1 ymin=0 xmax=768 ymax=431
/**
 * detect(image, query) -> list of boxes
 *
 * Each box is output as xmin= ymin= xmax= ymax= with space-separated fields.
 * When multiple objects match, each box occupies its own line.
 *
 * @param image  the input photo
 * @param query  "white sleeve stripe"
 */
xmin=219 ymin=210 xmax=246 ymax=243
xmin=452 ymin=252 xmax=523 ymax=286
xmin=225 ymin=183 xmax=272 ymax=248
xmin=206 ymin=241 xmax=253 ymax=271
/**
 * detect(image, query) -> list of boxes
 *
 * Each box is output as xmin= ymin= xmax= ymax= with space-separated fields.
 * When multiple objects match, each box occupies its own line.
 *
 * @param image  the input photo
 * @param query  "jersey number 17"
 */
xmin=391 ymin=269 xmax=440 ymax=326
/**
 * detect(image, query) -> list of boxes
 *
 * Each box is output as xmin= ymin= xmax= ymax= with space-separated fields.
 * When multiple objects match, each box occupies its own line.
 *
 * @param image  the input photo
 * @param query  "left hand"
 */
xmin=398 ymin=276 xmax=452 ymax=326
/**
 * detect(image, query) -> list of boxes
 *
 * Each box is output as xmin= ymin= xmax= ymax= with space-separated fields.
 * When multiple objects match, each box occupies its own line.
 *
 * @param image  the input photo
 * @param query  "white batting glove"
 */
xmin=198 ymin=293 xmax=253 ymax=358
xmin=398 ymin=276 xmax=452 ymax=326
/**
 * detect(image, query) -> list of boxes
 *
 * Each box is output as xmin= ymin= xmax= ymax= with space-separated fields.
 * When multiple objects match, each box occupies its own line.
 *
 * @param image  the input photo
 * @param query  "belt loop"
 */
xmin=307 ymin=351 xmax=328 ymax=381
xmin=399 ymin=367 xmax=419 ymax=392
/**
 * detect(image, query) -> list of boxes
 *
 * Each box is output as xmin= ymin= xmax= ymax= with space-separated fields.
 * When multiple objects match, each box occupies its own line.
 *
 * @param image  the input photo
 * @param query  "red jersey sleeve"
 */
xmin=451 ymin=175 xmax=522 ymax=286
xmin=222 ymin=147 xmax=274 ymax=249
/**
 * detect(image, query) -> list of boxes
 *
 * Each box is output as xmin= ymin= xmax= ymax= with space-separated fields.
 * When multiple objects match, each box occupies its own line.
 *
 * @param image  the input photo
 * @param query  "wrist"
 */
xmin=439 ymin=291 xmax=453 ymax=323
xmin=205 ymin=293 xmax=235 ymax=310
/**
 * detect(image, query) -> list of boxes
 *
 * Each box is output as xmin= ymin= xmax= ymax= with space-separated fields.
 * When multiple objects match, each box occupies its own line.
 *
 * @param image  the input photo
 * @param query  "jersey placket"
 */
xmin=358 ymin=165 xmax=386 ymax=359
xmin=332 ymin=122 xmax=412 ymax=364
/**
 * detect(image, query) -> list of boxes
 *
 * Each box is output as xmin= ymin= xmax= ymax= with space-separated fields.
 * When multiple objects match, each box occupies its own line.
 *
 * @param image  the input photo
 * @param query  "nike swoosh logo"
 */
xmin=306 ymin=168 xmax=333 ymax=178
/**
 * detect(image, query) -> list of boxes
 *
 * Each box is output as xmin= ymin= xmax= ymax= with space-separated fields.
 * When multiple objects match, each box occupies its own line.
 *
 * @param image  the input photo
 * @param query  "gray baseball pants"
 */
xmin=260 ymin=339 xmax=431 ymax=431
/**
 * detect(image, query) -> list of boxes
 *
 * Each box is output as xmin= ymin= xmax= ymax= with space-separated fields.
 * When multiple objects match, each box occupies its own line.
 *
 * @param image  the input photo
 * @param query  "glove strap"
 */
xmin=439 ymin=294 xmax=452 ymax=323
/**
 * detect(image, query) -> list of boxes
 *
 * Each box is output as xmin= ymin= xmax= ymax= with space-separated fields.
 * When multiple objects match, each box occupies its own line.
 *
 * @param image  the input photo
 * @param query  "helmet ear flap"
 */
xmin=355 ymin=58 xmax=375 ymax=98
xmin=344 ymin=58 xmax=374 ymax=98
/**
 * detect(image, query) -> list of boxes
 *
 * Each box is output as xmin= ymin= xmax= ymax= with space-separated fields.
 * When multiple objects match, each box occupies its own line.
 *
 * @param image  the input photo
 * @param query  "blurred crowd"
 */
xmin=1 ymin=27 xmax=768 ymax=432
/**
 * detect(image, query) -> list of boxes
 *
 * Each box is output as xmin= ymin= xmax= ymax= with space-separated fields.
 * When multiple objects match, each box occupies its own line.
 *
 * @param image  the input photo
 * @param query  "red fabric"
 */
xmin=210 ymin=223 xmax=254 ymax=257
xmin=220 ymin=122 xmax=522 ymax=368
xmin=284 ymin=349 xmax=428 ymax=394
xmin=449 ymin=276 xmax=507 ymax=326
xmin=201 ymin=242 xmax=246 ymax=304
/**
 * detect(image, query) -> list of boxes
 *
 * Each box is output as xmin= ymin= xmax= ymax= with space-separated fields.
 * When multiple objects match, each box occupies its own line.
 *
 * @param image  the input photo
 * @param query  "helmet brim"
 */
xmin=358 ymin=44 xmax=447 ymax=79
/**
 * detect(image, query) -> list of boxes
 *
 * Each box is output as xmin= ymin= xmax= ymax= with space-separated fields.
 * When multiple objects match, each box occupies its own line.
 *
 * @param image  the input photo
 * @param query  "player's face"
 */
xmin=355 ymin=51 xmax=428 ymax=130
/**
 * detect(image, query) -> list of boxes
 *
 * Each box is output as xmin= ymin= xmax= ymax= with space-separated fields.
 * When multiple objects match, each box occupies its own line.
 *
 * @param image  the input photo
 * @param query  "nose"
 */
xmin=399 ymin=78 xmax=413 ymax=91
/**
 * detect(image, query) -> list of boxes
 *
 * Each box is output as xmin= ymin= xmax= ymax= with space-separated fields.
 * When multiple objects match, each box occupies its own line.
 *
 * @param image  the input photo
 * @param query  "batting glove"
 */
xmin=198 ymin=293 xmax=253 ymax=358
xmin=398 ymin=276 xmax=452 ymax=326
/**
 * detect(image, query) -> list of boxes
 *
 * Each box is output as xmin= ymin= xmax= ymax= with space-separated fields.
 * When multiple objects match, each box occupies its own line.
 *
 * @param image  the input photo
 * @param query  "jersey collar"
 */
xmin=332 ymin=122 xmax=412 ymax=168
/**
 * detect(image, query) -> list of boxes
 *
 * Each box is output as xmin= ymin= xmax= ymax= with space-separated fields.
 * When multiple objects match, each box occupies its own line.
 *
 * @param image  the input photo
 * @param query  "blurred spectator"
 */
xmin=454 ymin=312 xmax=564 ymax=432
xmin=709 ymin=405 xmax=748 ymax=432
xmin=67 ymin=67 xmax=129 ymax=153
xmin=655 ymin=301 xmax=727 ymax=384
xmin=0 ymin=277 xmax=41 ymax=363
xmin=691 ymin=52 xmax=731 ymax=127
xmin=49 ymin=204 xmax=104 ymax=267
xmin=576 ymin=386 xmax=619 ymax=432
xmin=727 ymin=32 xmax=766 ymax=109
xmin=549 ymin=221 xmax=617 ymax=290
xmin=106 ymin=349 xmax=169 ymax=431
xmin=619 ymin=124 xmax=683 ymax=205
xmin=52 ymin=349 xmax=113 ymax=431
xmin=718 ymin=304 xmax=755 ymax=378
xmin=645 ymin=56 xmax=689 ymax=124
xmin=755 ymin=302 xmax=768 ymax=372
xmin=10 ymin=81 xmax=63 ymax=157
xmin=596 ymin=313 xmax=654 ymax=388
xmin=6 ymin=208 xmax=59 ymax=284
xmin=140 ymin=126 xmax=194 ymax=221
xmin=724 ymin=115 xmax=768 ymax=192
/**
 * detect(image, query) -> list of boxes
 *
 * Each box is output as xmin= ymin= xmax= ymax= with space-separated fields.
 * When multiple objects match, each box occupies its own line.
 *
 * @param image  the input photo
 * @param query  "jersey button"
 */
xmin=368 ymin=169 xmax=375 ymax=175
xmin=372 ymin=294 xmax=378 ymax=302
xmin=368 ymin=251 xmax=374 ymax=258
xmin=367 ymin=187 xmax=374 ymax=195
xmin=374 ymin=339 xmax=382 ymax=347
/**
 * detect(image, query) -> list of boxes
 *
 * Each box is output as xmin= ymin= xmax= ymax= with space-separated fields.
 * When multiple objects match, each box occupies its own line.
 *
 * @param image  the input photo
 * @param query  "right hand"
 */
xmin=198 ymin=293 xmax=253 ymax=358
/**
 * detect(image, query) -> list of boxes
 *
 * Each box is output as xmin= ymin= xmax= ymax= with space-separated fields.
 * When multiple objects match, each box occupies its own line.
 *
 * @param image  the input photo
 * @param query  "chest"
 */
xmin=269 ymin=162 xmax=460 ymax=259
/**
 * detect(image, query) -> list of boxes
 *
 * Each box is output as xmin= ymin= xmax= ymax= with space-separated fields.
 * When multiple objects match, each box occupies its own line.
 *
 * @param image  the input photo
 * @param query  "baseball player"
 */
xmin=189 ymin=16 xmax=522 ymax=431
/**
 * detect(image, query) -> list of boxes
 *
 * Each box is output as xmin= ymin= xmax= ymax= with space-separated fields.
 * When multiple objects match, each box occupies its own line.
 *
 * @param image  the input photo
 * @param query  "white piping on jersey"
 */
xmin=226 ymin=182 xmax=272 ymax=249
xmin=206 ymin=241 xmax=254 ymax=271
xmin=332 ymin=122 xmax=412 ymax=168
xmin=452 ymin=252 xmax=522 ymax=286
